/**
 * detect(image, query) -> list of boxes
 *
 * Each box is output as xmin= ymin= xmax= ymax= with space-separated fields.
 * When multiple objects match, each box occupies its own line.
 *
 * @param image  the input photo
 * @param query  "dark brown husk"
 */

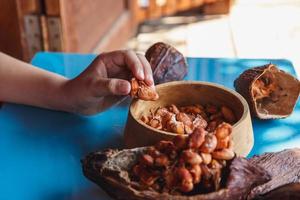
xmin=252 ymin=183 xmax=300 ymax=200
xmin=248 ymin=148 xmax=300 ymax=200
xmin=145 ymin=42 xmax=188 ymax=84
xmin=82 ymin=148 xmax=270 ymax=200
xmin=234 ymin=64 xmax=300 ymax=119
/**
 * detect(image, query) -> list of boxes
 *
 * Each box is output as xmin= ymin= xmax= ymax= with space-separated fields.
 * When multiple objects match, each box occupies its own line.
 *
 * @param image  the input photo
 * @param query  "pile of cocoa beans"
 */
xmin=141 ymin=104 xmax=237 ymax=134
xmin=131 ymin=123 xmax=234 ymax=194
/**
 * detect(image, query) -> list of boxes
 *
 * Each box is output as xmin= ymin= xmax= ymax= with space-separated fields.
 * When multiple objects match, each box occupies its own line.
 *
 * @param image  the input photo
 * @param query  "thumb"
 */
xmin=96 ymin=78 xmax=131 ymax=96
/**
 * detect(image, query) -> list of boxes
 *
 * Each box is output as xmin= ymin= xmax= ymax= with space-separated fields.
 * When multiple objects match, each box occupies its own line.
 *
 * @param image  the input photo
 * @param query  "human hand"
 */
xmin=63 ymin=50 xmax=154 ymax=115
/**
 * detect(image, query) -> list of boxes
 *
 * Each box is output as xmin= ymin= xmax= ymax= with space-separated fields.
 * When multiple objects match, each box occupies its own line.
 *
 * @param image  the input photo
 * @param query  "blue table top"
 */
xmin=0 ymin=52 xmax=299 ymax=200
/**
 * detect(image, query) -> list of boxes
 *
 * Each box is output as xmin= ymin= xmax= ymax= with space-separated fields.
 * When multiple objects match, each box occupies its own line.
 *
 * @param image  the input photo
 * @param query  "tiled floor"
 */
xmin=127 ymin=0 xmax=300 ymax=76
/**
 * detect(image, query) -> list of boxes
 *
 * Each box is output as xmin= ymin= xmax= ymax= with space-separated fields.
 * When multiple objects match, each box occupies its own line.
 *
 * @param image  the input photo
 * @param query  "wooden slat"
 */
xmin=59 ymin=0 xmax=131 ymax=52
xmin=19 ymin=0 xmax=41 ymax=14
xmin=162 ymin=0 xmax=177 ymax=16
xmin=0 ymin=0 xmax=24 ymax=59
xmin=202 ymin=0 xmax=231 ymax=15
xmin=136 ymin=8 xmax=148 ymax=23
xmin=93 ymin=11 xmax=135 ymax=53
xmin=191 ymin=0 xmax=205 ymax=7
xmin=46 ymin=17 xmax=63 ymax=51
xmin=44 ymin=0 xmax=60 ymax=16
xmin=147 ymin=0 xmax=163 ymax=19
xmin=130 ymin=0 xmax=147 ymax=24
xmin=40 ymin=15 xmax=49 ymax=51
xmin=19 ymin=0 xmax=43 ymax=60
xmin=176 ymin=0 xmax=192 ymax=11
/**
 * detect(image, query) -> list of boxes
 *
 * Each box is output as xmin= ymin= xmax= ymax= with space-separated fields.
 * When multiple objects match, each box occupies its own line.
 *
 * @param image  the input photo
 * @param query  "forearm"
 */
xmin=0 ymin=52 xmax=71 ymax=112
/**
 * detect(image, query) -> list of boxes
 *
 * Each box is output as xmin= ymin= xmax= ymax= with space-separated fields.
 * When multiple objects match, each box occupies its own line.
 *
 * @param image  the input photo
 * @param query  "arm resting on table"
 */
xmin=0 ymin=51 xmax=154 ymax=115
xmin=0 ymin=52 xmax=71 ymax=112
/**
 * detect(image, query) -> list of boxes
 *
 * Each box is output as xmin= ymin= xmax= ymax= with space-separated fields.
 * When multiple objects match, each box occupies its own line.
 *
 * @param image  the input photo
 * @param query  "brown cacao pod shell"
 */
xmin=145 ymin=42 xmax=188 ymax=84
xmin=248 ymin=148 xmax=300 ymax=200
xmin=82 ymin=147 xmax=270 ymax=200
xmin=252 ymin=183 xmax=300 ymax=200
xmin=234 ymin=64 xmax=300 ymax=119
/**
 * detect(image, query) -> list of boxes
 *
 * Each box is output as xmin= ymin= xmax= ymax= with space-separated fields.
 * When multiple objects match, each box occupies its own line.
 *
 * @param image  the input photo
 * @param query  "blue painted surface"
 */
xmin=0 ymin=52 xmax=299 ymax=200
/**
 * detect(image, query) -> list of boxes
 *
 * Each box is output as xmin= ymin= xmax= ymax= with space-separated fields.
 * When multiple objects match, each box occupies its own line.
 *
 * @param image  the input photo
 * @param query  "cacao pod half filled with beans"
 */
xmin=234 ymin=64 xmax=300 ymax=119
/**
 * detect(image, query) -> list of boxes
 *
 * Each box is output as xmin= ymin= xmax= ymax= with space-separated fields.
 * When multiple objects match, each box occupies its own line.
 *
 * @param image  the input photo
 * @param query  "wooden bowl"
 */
xmin=124 ymin=81 xmax=253 ymax=157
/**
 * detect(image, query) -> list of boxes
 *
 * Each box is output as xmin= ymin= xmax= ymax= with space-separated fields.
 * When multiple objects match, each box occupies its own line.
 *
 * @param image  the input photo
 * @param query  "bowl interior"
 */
xmin=130 ymin=81 xmax=246 ymax=134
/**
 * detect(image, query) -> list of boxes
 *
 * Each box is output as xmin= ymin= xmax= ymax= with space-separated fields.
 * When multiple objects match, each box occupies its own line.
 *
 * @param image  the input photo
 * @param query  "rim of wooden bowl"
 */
xmin=129 ymin=81 xmax=250 ymax=137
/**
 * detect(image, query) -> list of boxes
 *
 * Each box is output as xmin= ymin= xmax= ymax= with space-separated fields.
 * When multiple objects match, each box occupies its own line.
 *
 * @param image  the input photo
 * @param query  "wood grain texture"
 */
xmin=93 ymin=11 xmax=136 ymax=53
xmin=124 ymin=81 xmax=254 ymax=157
xmin=59 ymin=0 xmax=125 ymax=52
xmin=249 ymin=149 xmax=300 ymax=199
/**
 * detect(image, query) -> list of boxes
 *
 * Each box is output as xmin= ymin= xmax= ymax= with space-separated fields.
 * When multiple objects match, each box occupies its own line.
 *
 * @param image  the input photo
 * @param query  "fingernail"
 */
xmin=118 ymin=81 xmax=130 ymax=95
xmin=147 ymin=76 xmax=154 ymax=85
xmin=138 ymin=69 xmax=144 ymax=80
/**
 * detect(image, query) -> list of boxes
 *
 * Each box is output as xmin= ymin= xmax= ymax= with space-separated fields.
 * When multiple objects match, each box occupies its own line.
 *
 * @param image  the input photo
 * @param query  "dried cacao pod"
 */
xmin=234 ymin=64 xmax=300 ymax=119
xmin=82 ymin=148 xmax=270 ymax=200
xmin=253 ymin=183 xmax=300 ymax=200
xmin=248 ymin=148 xmax=300 ymax=199
xmin=145 ymin=42 xmax=188 ymax=84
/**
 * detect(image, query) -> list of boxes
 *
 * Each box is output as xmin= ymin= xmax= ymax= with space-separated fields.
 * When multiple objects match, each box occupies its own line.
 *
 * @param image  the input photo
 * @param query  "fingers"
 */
xmin=100 ymin=50 xmax=154 ymax=86
xmin=137 ymin=53 xmax=154 ymax=86
xmin=123 ymin=50 xmax=145 ymax=80
xmin=95 ymin=78 xmax=131 ymax=96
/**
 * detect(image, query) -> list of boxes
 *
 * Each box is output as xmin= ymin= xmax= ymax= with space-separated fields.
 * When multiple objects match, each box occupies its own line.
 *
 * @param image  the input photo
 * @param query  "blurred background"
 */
xmin=0 ymin=0 xmax=299 ymax=74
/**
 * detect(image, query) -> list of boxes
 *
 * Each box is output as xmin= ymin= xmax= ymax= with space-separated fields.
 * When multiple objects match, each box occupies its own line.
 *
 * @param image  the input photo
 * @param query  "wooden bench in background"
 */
xmin=0 ymin=0 xmax=232 ymax=61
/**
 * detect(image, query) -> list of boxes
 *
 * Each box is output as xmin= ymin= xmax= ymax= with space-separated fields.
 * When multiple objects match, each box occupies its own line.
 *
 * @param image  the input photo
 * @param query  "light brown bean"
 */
xmin=169 ymin=121 xmax=185 ymax=135
xmin=188 ymin=128 xmax=206 ymax=149
xmin=199 ymin=134 xmax=217 ymax=153
xmin=155 ymin=154 xmax=170 ymax=167
xmin=169 ymin=104 xmax=180 ymax=114
xmin=215 ymin=122 xmax=232 ymax=139
xmin=181 ymin=150 xmax=202 ymax=165
xmin=149 ymin=118 xmax=162 ymax=129
xmin=211 ymin=149 xmax=235 ymax=160
xmin=221 ymin=106 xmax=236 ymax=123
xmin=216 ymin=136 xmax=230 ymax=150
xmin=184 ymin=125 xmax=193 ymax=134
xmin=189 ymin=164 xmax=202 ymax=184
xmin=176 ymin=167 xmax=194 ymax=192
xmin=141 ymin=115 xmax=149 ymax=124
xmin=176 ymin=112 xmax=193 ymax=126
xmin=193 ymin=115 xmax=208 ymax=129
xmin=200 ymin=152 xmax=212 ymax=165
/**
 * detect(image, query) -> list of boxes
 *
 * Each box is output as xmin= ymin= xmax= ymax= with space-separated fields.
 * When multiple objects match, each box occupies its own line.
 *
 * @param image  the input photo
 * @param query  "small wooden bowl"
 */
xmin=124 ymin=81 xmax=253 ymax=157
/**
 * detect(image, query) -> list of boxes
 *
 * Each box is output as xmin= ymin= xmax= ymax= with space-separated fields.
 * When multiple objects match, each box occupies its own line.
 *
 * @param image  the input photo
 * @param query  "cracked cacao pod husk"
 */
xmin=145 ymin=42 xmax=188 ymax=84
xmin=234 ymin=64 xmax=300 ymax=119
xmin=248 ymin=148 xmax=300 ymax=200
xmin=82 ymin=147 xmax=270 ymax=200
